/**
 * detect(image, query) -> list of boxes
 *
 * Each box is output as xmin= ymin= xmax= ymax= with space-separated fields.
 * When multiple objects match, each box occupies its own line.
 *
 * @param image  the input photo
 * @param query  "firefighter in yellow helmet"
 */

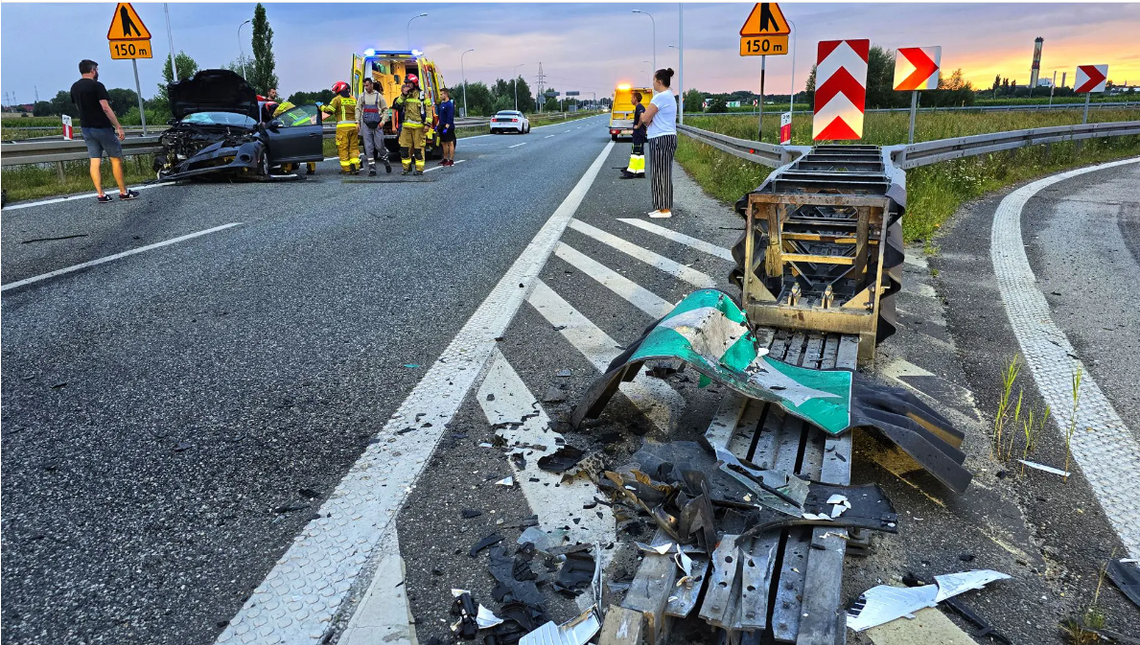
xmin=321 ymin=81 xmax=361 ymax=174
xmin=271 ymin=99 xmax=318 ymax=175
xmin=393 ymin=73 xmax=433 ymax=175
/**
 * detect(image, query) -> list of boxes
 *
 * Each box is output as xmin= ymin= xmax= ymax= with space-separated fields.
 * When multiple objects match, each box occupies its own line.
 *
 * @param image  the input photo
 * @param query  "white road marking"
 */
xmin=545 ymin=135 xmax=556 ymax=139
xmin=554 ymin=242 xmax=672 ymax=317
xmin=527 ymin=279 xmax=685 ymax=430
xmin=616 ymin=218 xmax=734 ymax=261
xmin=337 ymin=532 xmax=416 ymax=645
xmin=2 ymin=181 xmax=174 ymax=212
xmin=1 ymin=223 xmax=243 ymax=293
xmin=214 ymin=140 xmax=616 ymax=645
xmin=568 ymin=219 xmax=718 ymax=288
xmin=423 ymin=159 xmax=468 ymax=173
xmin=508 ymin=142 xmax=528 ymax=149
xmin=991 ymin=157 xmax=1140 ymax=558
xmin=477 ymin=349 xmax=616 ymax=611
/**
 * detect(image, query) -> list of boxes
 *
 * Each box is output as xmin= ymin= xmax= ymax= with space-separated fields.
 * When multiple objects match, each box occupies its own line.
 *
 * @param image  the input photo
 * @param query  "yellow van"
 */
xmin=351 ymin=50 xmax=446 ymax=157
xmin=608 ymin=84 xmax=653 ymax=142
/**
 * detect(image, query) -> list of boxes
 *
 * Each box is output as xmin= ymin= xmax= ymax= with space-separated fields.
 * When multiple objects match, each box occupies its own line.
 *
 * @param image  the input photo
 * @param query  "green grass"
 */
xmin=676 ymin=108 xmax=1140 ymax=242
xmin=2 ymin=155 xmax=157 ymax=203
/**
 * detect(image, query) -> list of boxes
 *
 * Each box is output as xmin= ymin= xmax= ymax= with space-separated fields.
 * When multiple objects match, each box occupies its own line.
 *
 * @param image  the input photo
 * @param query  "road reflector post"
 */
xmin=779 ymin=111 xmax=791 ymax=145
xmin=62 ymin=115 xmax=73 ymax=141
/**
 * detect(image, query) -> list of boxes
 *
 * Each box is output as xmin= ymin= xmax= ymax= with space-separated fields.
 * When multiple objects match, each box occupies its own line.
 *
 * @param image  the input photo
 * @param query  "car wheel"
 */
xmin=611 ymin=134 xmax=618 ymax=142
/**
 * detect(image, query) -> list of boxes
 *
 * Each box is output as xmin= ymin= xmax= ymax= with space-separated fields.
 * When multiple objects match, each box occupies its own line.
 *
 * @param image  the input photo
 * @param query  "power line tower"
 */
xmin=535 ymin=62 xmax=546 ymax=110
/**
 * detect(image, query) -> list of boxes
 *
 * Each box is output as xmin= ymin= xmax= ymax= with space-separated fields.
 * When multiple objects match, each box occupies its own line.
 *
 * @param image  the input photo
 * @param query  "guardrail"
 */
xmin=890 ymin=120 xmax=1140 ymax=168
xmin=678 ymin=120 xmax=1140 ymax=171
xmin=676 ymin=124 xmax=800 ymax=168
xmin=685 ymin=100 xmax=1140 ymax=118
xmin=0 ymin=113 xmax=597 ymax=172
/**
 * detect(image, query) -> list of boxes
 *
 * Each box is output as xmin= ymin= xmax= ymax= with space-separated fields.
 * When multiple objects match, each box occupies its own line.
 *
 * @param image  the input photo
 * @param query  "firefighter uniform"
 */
xmin=393 ymin=87 xmax=433 ymax=174
xmin=273 ymin=101 xmax=318 ymax=174
xmin=322 ymin=92 xmax=361 ymax=173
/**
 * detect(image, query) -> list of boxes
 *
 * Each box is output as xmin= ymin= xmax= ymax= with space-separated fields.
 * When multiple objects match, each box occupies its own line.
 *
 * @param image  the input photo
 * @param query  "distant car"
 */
xmin=154 ymin=69 xmax=324 ymax=181
xmin=490 ymin=110 xmax=530 ymax=134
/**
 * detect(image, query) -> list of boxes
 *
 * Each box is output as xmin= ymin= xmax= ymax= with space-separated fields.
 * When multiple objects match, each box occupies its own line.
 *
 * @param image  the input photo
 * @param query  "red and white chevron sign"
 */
xmin=894 ymin=46 xmax=941 ymax=91
xmin=813 ymin=39 xmax=869 ymax=141
xmin=1075 ymin=64 xmax=1108 ymax=93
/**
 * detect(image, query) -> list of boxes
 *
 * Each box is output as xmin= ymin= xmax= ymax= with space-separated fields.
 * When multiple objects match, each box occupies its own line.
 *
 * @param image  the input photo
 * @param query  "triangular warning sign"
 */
xmin=740 ymin=3 xmax=790 ymax=36
xmin=108 ymin=3 xmax=151 ymax=41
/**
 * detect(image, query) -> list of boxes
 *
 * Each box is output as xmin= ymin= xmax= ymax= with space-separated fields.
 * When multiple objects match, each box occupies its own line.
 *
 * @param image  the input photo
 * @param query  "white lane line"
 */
xmin=337 ymin=531 xmax=416 ymax=645
xmin=527 ymin=279 xmax=684 ymax=431
xmin=2 ymin=181 xmax=174 ymax=212
xmin=545 ymin=135 xmax=556 ymax=139
xmin=423 ymin=159 xmax=469 ymax=173
xmin=1 ymin=223 xmax=243 ymax=293
xmin=616 ymin=218 xmax=734 ymax=261
xmin=991 ymin=157 xmax=1140 ymax=558
xmin=508 ymin=142 xmax=528 ymax=149
xmin=215 ymin=140 xmax=616 ymax=645
xmin=568 ymin=219 xmax=718 ymax=288
xmin=477 ymin=349 xmax=616 ymax=611
xmin=554 ymin=242 xmax=672 ymax=318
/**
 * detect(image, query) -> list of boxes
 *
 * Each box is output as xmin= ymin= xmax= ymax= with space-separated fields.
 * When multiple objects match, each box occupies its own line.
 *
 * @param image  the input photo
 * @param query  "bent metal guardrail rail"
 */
xmin=679 ymin=120 xmax=1140 ymax=170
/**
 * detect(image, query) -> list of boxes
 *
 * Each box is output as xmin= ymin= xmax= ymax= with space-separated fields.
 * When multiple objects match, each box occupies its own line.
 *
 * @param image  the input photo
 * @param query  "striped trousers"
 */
xmin=647 ymin=134 xmax=677 ymax=211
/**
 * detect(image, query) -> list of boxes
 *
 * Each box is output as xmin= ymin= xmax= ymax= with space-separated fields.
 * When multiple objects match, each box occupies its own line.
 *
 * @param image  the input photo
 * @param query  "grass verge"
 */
xmin=2 ymin=155 xmax=157 ymax=204
xmin=675 ymin=114 xmax=1140 ymax=243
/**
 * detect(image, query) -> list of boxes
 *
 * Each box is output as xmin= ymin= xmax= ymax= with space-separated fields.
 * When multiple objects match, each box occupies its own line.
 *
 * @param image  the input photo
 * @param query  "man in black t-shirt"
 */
xmin=70 ymin=59 xmax=138 ymax=203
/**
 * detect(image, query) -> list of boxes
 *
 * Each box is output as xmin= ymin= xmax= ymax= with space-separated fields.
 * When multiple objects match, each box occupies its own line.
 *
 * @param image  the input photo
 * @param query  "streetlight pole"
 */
xmin=678 ymin=3 xmax=684 ymax=124
xmin=406 ymin=13 xmax=428 ymax=50
xmin=461 ymin=48 xmax=475 ymax=118
xmin=513 ymin=63 xmax=526 ymax=111
xmin=788 ymin=19 xmax=797 ymax=114
xmin=165 ymin=3 xmax=178 ymax=82
xmin=237 ymin=19 xmax=251 ymax=80
xmin=633 ymin=10 xmax=656 ymax=78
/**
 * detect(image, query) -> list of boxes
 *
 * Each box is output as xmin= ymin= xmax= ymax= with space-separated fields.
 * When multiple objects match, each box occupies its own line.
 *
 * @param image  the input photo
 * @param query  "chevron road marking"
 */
xmin=616 ymin=218 xmax=734 ymax=261
xmin=568 ymin=219 xmax=717 ymax=288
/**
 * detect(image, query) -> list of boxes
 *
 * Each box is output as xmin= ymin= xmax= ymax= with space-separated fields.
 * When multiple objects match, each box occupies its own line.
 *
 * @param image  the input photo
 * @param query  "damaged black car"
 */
xmin=154 ymin=69 xmax=324 ymax=181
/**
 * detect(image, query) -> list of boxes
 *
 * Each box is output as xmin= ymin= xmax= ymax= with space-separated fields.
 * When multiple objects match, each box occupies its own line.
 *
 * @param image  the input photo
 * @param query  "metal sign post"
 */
xmin=908 ymin=90 xmax=918 ymax=144
xmin=758 ymin=55 xmax=766 ymax=141
xmin=1083 ymin=91 xmax=1091 ymax=124
xmin=132 ymin=59 xmax=147 ymax=134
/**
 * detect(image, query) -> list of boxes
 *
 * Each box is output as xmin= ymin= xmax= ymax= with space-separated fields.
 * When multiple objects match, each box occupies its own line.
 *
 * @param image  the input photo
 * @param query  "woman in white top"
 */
xmin=640 ymin=68 xmax=678 ymax=218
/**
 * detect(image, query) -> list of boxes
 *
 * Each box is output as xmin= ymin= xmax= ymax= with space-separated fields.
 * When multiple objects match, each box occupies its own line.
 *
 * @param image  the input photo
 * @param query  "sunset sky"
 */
xmin=2 ymin=2 xmax=1138 ymax=104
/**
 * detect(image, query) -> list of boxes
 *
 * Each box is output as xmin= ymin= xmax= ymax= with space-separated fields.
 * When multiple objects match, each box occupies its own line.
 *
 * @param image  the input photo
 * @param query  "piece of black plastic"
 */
xmin=552 ymin=549 xmax=596 ymax=597
xmin=1107 ymin=558 xmax=1140 ymax=608
xmin=537 ymin=446 xmax=586 ymax=473
xmin=450 ymin=591 xmax=479 ymax=640
xmin=488 ymin=546 xmax=546 ymax=607
xmin=469 ymin=533 xmax=504 ymax=557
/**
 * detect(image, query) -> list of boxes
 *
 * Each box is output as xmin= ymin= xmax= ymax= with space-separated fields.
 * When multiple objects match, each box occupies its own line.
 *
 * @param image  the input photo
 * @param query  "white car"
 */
xmin=490 ymin=110 xmax=530 ymax=134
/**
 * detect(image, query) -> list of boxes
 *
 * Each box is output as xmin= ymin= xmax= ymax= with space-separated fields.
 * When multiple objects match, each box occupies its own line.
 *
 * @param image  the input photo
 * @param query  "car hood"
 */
xmin=169 ymin=69 xmax=260 ymax=121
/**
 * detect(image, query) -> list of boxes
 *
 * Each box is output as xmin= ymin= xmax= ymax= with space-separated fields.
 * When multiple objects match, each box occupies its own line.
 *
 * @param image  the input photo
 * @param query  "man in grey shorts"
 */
xmin=70 ymin=59 xmax=139 ymax=203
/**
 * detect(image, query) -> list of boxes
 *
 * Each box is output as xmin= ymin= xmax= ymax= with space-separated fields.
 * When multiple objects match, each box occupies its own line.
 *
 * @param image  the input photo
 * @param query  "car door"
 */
xmin=265 ymin=105 xmax=325 ymax=164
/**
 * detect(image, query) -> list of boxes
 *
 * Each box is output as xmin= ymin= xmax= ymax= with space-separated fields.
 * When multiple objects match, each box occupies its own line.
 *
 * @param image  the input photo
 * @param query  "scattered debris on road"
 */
xmin=846 ymin=569 xmax=1010 ymax=632
xmin=1107 ymin=558 xmax=1140 ymax=608
xmin=1017 ymin=459 xmax=1071 ymax=477
xmin=573 ymin=289 xmax=973 ymax=492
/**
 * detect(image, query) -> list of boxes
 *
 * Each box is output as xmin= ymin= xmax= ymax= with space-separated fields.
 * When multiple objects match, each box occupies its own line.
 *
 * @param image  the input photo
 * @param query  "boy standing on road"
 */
xmin=437 ymin=88 xmax=456 ymax=167
xmin=358 ymin=77 xmax=392 ymax=176
xmin=620 ymin=91 xmax=646 ymax=179
xmin=70 ymin=59 xmax=139 ymax=203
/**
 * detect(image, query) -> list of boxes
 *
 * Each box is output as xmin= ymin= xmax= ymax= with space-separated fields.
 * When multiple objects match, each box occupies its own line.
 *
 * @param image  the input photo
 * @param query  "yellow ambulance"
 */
xmin=351 ymin=50 xmax=446 ymax=157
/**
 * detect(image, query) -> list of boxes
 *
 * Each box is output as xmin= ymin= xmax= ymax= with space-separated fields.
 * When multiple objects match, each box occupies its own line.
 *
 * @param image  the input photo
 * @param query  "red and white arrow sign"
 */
xmin=894 ymin=46 xmax=941 ymax=91
xmin=1075 ymin=64 xmax=1108 ymax=93
xmin=813 ymin=39 xmax=869 ymax=141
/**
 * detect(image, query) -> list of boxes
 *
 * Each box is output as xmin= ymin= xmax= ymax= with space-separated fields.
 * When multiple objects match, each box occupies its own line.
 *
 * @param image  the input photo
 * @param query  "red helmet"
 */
xmin=331 ymin=81 xmax=350 ymax=94
xmin=405 ymin=73 xmax=419 ymax=87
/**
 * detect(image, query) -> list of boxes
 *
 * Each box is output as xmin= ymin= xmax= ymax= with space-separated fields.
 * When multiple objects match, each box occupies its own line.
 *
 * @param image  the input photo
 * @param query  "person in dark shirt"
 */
xmin=70 ymin=59 xmax=138 ymax=203
xmin=436 ymin=88 xmax=456 ymax=167
xmin=620 ymin=92 xmax=647 ymax=179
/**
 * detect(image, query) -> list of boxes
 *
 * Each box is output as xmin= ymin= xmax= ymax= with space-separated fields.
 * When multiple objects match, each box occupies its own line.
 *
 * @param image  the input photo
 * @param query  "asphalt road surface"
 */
xmin=5 ymin=125 xmax=1140 ymax=645
xmin=1 ymin=116 xmax=612 ymax=644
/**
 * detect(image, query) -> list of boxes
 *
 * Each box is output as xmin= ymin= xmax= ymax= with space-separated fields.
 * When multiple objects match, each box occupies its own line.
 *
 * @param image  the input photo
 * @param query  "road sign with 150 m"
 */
xmin=110 ymin=40 xmax=151 ymax=60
